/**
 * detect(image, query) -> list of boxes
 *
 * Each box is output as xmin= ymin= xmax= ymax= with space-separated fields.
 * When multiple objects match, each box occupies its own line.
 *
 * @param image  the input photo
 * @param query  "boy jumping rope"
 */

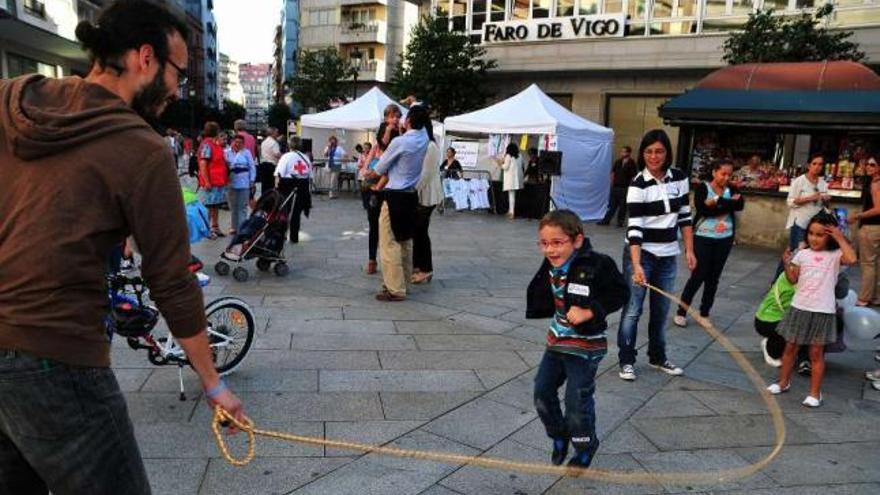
xmin=527 ymin=210 xmax=629 ymax=467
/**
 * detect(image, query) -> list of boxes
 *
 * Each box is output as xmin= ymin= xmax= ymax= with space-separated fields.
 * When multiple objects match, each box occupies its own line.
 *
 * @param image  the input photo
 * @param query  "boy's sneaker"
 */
xmin=672 ymin=315 xmax=687 ymax=328
xmin=761 ymin=338 xmax=782 ymax=368
xmin=619 ymin=364 xmax=636 ymax=381
xmin=650 ymin=360 xmax=684 ymax=376
xmin=567 ymin=441 xmax=599 ymax=469
xmin=797 ymin=360 xmax=812 ymax=376
xmin=865 ymin=369 xmax=880 ymax=382
xmin=551 ymin=438 xmax=569 ymax=466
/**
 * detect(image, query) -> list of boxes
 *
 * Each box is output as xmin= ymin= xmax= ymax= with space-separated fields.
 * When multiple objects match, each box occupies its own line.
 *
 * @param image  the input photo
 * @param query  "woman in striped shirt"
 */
xmin=616 ymin=129 xmax=696 ymax=382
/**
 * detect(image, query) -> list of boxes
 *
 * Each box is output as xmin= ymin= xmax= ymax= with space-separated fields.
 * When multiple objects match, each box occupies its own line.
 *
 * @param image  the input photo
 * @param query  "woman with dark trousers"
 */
xmin=412 ymin=131 xmax=442 ymax=284
xmin=673 ymin=159 xmax=744 ymax=326
xmin=360 ymin=104 xmax=402 ymax=274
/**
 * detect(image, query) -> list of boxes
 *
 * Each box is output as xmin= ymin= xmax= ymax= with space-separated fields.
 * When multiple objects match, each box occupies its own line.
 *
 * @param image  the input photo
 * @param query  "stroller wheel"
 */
xmin=256 ymin=258 xmax=272 ymax=272
xmin=274 ymin=262 xmax=290 ymax=277
xmin=232 ymin=266 xmax=249 ymax=282
xmin=214 ymin=261 xmax=230 ymax=276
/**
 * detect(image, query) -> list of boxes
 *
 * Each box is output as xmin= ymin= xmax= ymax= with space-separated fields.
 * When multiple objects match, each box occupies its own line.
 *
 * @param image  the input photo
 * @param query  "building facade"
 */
xmin=240 ymin=62 xmax=273 ymax=130
xmin=219 ymin=51 xmax=244 ymax=107
xmin=186 ymin=0 xmax=219 ymax=107
xmin=428 ymin=0 xmax=880 ymax=153
xmin=281 ymin=0 xmax=300 ymax=86
xmin=0 ymin=0 xmax=97 ymax=79
xmin=298 ymin=0 xmax=419 ymax=96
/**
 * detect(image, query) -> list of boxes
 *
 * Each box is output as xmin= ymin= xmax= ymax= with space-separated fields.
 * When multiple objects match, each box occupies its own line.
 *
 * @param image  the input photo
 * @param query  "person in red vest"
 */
xmin=198 ymin=121 xmax=229 ymax=238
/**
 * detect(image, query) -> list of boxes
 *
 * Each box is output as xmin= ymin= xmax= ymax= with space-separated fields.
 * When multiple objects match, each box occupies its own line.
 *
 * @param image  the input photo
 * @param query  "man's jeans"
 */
xmin=0 ymin=350 xmax=150 ymax=495
xmin=617 ymin=247 xmax=678 ymax=366
xmin=533 ymin=350 xmax=602 ymax=453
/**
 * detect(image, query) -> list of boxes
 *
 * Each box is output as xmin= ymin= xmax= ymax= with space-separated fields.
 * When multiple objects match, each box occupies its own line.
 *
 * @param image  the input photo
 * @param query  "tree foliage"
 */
xmin=220 ymin=100 xmax=247 ymax=129
xmin=392 ymin=13 xmax=497 ymax=120
xmin=722 ymin=5 xmax=865 ymax=65
xmin=290 ymin=47 xmax=357 ymax=112
xmin=267 ymin=103 xmax=292 ymax=132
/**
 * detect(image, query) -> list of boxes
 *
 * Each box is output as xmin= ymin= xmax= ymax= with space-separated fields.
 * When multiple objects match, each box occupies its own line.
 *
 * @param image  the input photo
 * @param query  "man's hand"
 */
xmin=209 ymin=387 xmax=246 ymax=433
xmin=566 ymin=307 xmax=594 ymax=326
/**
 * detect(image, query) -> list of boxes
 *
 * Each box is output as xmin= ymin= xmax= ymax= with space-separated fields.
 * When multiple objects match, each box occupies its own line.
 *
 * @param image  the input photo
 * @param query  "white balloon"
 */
xmin=837 ymin=290 xmax=858 ymax=309
xmin=843 ymin=306 xmax=880 ymax=340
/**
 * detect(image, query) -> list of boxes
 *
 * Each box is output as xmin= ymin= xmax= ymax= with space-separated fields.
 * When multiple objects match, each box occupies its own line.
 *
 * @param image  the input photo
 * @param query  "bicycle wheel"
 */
xmin=203 ymin=297 xmax=255 ymax=375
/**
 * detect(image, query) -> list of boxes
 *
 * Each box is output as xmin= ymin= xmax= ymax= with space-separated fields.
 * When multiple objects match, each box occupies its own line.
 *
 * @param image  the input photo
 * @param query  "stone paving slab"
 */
xmin=379 ymin=392 xmax=483 ymax=421
xmin=200 ymin=457 xmax=352 ymax=495
xmin=438 ymin=439 xmax=560 ymax=495
xmin=734 ymin=442 xmax=880 ymax=485
xmin=292 ymin=334 xmax=417 ymax=351
xmin=377 ymin=351 xmax=529 ymax=370
xmin=631 ymin=449 xmax=777 ymax=493
xmin=145 ymin=458 xmax=207 ymax=495
xmin=544 ymin=453 xmax=668 ymax=495
xmin=191 ymin=392 xmax=384 ymax=422
xmin=319 ymin=370 xmax=485 ymax=393
xmin=324 ymin=420 xmax=426 ymax=457
xmin=631 ymin=414 xmax=813 ymax=451
xmin=244 ymin=350 xmax=381 ymax=370
xmin=420 ymin=397 xmax=536 ymax=450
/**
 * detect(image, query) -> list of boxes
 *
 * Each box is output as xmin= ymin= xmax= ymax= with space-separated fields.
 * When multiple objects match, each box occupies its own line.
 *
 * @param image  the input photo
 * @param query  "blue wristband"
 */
xmin=205 ymin=379 xmax=227 ymax=399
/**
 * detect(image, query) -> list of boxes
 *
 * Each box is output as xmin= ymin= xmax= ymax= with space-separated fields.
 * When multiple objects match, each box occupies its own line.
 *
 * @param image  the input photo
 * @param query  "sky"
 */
xmin=213 ymin=0 xmax=279 ymax=65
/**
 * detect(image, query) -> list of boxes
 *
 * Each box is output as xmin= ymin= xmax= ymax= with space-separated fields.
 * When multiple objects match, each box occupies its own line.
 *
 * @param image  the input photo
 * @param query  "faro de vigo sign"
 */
xmin=482 ymin=14 xmax=626 ymax=44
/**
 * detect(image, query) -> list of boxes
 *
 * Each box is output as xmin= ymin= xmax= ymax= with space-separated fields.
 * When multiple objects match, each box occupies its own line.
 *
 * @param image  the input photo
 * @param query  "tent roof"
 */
xmin=443 ymin=84 xmax=613 ymax=139
xmin=300 ymin=87 xmax=407 ymax=131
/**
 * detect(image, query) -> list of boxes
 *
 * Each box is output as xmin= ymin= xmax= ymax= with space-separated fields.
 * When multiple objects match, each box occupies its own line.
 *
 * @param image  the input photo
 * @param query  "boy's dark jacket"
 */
xmin=526 ymin=239 xmax=630 ymax=336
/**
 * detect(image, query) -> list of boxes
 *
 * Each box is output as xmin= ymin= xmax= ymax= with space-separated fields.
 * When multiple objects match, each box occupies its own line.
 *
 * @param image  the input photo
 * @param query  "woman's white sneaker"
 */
xmin=672 ymin=315 xmax=687 ymax=328
xmin=802 ymin=395 xmax=823 ymax=408
xmin=619 ymin=364 xmax=637 ymax=381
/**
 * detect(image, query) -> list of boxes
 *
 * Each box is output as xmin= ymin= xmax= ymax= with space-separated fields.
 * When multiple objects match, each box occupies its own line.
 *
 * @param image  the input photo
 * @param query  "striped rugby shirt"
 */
xmin=626 ymin=168 xmax=692 ymax=257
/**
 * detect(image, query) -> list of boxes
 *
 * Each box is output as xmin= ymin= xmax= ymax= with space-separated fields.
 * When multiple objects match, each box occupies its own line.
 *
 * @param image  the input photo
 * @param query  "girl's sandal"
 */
xmin=766 ymin=382 xmax=791 ymax=395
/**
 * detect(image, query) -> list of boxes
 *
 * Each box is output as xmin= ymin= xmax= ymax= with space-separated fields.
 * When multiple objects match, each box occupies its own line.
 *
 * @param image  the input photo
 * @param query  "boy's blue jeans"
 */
xmin=617 ymin=247 xmax=678 ymax=366
xmin=533 ymin=349 xmax=603 ymax=453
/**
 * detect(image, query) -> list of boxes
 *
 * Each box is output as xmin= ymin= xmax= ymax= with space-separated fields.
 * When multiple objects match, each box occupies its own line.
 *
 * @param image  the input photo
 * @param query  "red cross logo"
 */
xmin=293 ymin=161 xmax=308 ymax=175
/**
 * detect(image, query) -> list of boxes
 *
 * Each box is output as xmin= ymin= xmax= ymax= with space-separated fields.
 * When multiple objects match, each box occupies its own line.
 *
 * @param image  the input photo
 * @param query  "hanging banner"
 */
xmin=482 ymin=14 xmax=626 ymax=45
xmin=449 ymin=140 xmax=480 ymax=169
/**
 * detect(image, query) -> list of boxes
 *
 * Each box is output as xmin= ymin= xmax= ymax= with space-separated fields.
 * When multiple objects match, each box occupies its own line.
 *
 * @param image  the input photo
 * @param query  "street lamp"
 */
xmin=350 ymin=47 xmax=362 ymax=101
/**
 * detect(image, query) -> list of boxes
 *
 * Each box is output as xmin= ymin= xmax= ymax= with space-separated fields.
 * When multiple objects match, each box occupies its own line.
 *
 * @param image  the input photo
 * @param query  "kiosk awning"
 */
xmin=659 ymin=88 xmax=880 ymax=129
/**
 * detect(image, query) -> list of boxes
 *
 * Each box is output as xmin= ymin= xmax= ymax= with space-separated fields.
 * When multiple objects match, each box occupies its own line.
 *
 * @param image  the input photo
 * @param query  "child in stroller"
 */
xmin=216 ymin=189 xmax=293 ymax=281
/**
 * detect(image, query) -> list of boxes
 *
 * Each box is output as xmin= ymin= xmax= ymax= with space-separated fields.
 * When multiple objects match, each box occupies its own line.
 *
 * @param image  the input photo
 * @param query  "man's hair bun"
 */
xmin=75 ymin=21 xmax=102 ymax=49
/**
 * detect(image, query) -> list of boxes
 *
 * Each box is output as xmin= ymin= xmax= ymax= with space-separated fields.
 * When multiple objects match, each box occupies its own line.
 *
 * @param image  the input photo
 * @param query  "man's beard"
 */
xmin=131 ymin=69 xmax=170 ymax=122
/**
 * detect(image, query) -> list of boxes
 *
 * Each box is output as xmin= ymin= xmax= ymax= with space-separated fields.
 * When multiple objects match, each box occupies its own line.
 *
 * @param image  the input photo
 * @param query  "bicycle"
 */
xmin=106 ymin=258 xmax=256 ymax=400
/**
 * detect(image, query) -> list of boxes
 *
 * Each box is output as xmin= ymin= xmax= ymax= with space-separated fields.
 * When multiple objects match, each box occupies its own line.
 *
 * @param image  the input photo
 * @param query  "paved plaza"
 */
xmin=114 ymin=193 xmax=880 ymax=495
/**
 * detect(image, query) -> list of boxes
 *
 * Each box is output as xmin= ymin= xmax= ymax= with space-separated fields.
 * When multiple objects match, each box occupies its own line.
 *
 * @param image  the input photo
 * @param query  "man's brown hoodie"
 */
xmin=0 ymin=75 xmax=206 ymax=367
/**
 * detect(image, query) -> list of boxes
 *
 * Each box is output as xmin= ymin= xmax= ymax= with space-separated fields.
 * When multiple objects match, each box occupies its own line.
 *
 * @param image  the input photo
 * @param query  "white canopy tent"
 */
xmin=443 ymin=84 xmax=614 ymax=221
xmin=300 ymin=86 xmax=407 ymax=131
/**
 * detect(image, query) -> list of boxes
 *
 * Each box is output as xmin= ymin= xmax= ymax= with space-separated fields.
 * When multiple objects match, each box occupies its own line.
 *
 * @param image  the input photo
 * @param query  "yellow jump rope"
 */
xmin=211 ymin=283 xmax=786 ymax=486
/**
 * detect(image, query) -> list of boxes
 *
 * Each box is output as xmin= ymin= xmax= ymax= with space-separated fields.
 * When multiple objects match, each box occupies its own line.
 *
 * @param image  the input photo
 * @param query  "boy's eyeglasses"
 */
xmin=537 ymin=240 xmax=572 ymax=249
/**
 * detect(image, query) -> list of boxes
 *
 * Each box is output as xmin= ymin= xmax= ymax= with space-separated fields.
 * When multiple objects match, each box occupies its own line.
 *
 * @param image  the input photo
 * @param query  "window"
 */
xmin=452 ymin=0 xmax=468 ymax=31
xmin=579 ymin=0 xmax=600 ymax=15
xmin=308 ymin=8 xmax=335 ymax=26
xmin=604 ymin=0 xmax=624 ymax=13
xmin=472 ymin=0 xmax=487 ymax=30
xmin=7 ymin=53 xmax=56 ymax=78
xmin=533 ymin=0 xmax=551 ymax=18
xmin=556 ymin=0 xmax=575 ymax=16
xmin=653 ymin=0 xmax=673 ymax=18
xmin=23 ymin=0 xmax=45 ymax=18
xmin=491 ymin=0 xmax=505 ymax=21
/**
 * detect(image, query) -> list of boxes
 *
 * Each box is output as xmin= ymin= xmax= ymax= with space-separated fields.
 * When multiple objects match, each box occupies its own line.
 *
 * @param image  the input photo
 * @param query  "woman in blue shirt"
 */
xmin=225 ymin=134 xmax=257 ymax=234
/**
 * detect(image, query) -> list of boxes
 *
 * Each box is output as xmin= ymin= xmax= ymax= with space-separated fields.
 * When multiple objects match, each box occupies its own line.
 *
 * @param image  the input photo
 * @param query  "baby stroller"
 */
xmin=215 ymin=189 xmax=295 ymax=282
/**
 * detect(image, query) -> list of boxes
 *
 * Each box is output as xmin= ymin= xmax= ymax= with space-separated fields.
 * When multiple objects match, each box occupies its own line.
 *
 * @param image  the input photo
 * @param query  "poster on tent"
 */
xmin=450 ymin=140 xmax=480 ymax=169
xmin=538 ymin=134 xmax=558 ymax=152
xmin=488 ymin=134 xmax=511 ymax=158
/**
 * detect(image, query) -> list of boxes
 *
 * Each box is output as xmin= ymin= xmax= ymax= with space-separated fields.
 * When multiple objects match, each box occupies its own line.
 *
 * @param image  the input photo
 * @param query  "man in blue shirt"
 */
xmin=366 ymin=105 xmax=430 ymax=301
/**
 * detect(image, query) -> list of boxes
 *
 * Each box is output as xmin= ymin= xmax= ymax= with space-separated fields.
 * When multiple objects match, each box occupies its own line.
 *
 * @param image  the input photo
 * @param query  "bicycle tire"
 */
xmin=203 ymin=297 xmax=255 ymax=375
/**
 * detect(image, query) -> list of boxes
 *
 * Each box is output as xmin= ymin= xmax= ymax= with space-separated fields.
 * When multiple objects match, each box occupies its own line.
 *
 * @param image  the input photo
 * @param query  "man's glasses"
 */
xmin=166 ymin=59 xmax=188 ymax=88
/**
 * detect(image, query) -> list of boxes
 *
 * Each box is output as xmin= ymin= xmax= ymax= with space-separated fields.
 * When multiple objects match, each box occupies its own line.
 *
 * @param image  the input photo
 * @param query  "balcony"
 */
xmin=352 ymin=59 xmax=386 ymax=82
xmin=339 ymin=21 xmax=387 ymax=45
xmin=340 ymin=0 xmax=387 ymax=5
